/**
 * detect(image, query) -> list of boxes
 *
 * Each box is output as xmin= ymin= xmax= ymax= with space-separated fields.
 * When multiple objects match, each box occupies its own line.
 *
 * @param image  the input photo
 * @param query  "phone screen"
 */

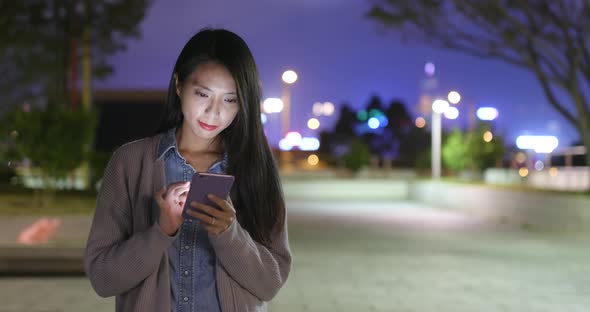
xmin=182 ymin=173 xmax=235 ymax=220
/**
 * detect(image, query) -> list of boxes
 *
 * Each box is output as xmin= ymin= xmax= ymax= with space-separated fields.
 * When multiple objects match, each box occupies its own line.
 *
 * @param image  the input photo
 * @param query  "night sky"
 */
xmin=94 ymin=0 xmax=579 ymax=148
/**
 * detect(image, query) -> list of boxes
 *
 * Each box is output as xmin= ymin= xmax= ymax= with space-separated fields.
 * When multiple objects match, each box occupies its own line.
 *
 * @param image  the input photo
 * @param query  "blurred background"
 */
xmin=1 ymin=0 xmax=589 ymax=311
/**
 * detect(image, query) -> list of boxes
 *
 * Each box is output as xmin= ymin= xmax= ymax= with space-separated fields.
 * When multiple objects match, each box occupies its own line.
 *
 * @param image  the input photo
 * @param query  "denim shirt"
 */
xmin=157 ymin=128 xmax=227 ymax=312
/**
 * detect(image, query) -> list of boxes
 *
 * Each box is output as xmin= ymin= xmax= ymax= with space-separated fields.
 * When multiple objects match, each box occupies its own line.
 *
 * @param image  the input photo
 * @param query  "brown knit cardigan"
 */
xmin=84 ymin=134 xmax=292 ymax=311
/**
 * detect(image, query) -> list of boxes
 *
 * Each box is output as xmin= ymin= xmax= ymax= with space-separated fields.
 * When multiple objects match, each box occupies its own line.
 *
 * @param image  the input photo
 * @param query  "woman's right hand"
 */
xmin=154 ymin=181 xmax=191 ymax=236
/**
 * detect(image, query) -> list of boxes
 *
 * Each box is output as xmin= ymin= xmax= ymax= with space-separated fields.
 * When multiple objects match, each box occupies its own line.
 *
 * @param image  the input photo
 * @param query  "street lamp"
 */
xmin=281 ymin=70 xmax=297 ymax=137
xmin=432 ymin=99 xmax=450 ymax=180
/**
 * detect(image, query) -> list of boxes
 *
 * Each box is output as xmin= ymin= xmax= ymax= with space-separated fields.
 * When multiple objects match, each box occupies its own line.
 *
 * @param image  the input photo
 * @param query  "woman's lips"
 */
xmin=198 ymin=121 xmax=218 ymax=131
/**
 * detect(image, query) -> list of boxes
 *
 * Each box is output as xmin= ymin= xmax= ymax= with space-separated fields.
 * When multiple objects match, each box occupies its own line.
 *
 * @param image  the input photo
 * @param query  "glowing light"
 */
xmin=377 ymin=115 xmax=389 ymax=127
xmin=307 ymin=154 xmax=319 ymax=166
xmin=278 ymin=139 xmax=292 ymax=151
xmin=368 ymin=117 xmax=380 ymax=129
xmin=357 ymin=110 xmax=368 ymax=121
xmin=282 ymin=70 xmax=298 ymax=84
xmin=476 ymin=107 xmax=499 ymax=121
xmin=549 ymin=167 xmax=558 ymax=177
xmin=515 ymin=152 xmax=527 ymax=163
xmin=10 ymin=130 xmax=18 ymax=139
xmin=432 ymin=99 xmax=449 ymax=114
xmin=263 ymin=98 xmax=283 ymax=113
xmin=534 ymin=160 xmax=544 ymax=171
xmin=285 ymin=131 xmax=302 ymax=146
xmin=518 ymin=167 xmax=529 ymax=177
xmin=307 ymin=118 xmax=320 ymax=130
xmin=516 ymin=135 xmax=559 ymax=153
xmin=483 ymin=131 xmax=493 ymax=142
xmin=415 ymin=117 xmax=426 ymax=128
xmin=323 ymin=102 xmax=335 ymax=116
xmin=300 ymin=137 xmax=320 ymax=151
xmin=424 ymin=62 xmax=435 ymax=76
xmin=261 ymin=113 xmax=267 ymax=124
xmin=369 ymin=109 xmax=382 ymax=118
xmin=312 ymin=102 xmax=323 ymax=116
xmin=447 ymin=91 xmax=461 ymax=104
xmin=444 ymin=106 xmax=459 ymax=119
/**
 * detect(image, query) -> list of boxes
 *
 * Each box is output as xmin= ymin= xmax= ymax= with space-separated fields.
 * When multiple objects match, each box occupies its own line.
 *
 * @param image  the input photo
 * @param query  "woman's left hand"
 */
xmin=186 ymin=194 xmax=236 ymax=236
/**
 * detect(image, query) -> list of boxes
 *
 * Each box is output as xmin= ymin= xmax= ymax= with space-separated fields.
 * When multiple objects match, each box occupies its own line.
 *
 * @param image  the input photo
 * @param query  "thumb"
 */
xmin=155 ymin=187 xmax=166 ymax=201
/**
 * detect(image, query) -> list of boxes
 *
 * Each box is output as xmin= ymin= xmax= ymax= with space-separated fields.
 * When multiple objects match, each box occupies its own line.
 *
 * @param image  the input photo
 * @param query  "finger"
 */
xmin=190 ymin=201 xmax=229 ymax=220
xmin=185 ymin=209 xmax=220 ymax=225
xmin=170 ymin=182 xmax=190 ymax=197
xmin=154 ymin=188 xmax=166 ymax=204
xmin=207 ymin=194 xmax=235 ymax=213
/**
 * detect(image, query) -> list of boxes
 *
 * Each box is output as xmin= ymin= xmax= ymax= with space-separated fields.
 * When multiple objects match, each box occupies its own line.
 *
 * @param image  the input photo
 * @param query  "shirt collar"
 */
xmin=156 ymin=127 xmax=177 ymax=160
xmin=156 ymin=128 xmax=229 ymax=172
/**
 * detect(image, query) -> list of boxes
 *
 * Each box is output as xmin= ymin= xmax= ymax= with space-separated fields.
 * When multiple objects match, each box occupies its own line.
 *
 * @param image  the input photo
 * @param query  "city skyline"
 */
xmin=94 ymin=0 xmax=580 ymax=148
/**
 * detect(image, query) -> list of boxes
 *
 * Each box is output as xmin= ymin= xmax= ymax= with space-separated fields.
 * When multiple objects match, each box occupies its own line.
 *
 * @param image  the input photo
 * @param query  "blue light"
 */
xmin=377 ymin=115 xmax=388 ymax=127
xmin=368 ymin=117 xmax=380 ymax=129
xmin=261 ymin=113 xmax=267 ymax=124
xmin=300 ymin=137 xmax=320 ymax=151
xmin=278 ymin=139 xmax=293 ymax=151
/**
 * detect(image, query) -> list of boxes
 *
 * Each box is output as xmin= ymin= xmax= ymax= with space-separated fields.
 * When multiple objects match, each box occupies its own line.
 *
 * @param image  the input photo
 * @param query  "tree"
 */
xmin=1 ymin=102 xmax=96 ymax=205
xmin=369 ymin=1 xmax=590 ymax=188
xmin=0 ymin=0 xmax=152 ymax=106
xmin=442 ymin=123 xmax=505 ymax=173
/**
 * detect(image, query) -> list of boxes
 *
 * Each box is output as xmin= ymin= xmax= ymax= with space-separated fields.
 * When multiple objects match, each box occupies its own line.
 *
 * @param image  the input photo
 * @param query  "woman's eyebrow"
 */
xmin=191 ymin=81 xmax=237 ymax=95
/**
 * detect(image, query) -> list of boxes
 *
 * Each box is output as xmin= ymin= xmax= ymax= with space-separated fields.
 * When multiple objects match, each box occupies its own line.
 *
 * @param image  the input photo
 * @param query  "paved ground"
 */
xmin=1 ymin=200 xmax=589 ymax=311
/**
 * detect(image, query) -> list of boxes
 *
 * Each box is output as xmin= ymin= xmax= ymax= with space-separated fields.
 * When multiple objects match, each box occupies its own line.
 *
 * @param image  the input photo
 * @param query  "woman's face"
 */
xmin=176 ymin=61 xmax=239 ymax=144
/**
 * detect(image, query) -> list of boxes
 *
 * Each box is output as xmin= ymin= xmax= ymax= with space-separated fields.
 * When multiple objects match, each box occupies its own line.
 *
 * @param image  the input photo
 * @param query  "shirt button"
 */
xmin=184 ymin=270 xmax=189 ymax=276
xmin=183 ymin=296 xmax=189 ymax=302
xmin=184 ymin=245 xmax=190 ymax=250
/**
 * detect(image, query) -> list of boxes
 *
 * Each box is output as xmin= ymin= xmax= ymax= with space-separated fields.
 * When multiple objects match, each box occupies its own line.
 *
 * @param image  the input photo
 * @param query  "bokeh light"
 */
xmin=516 ymin=135 xmax=559 ymax=153
xmin=534 ymin=160 xmax=544 ymax=171
xmin=368 ymin=117 xmax=380 ymax=129
xmin=483 ymin=131 xmax=493 ymax=142
xmin=307 ymin=154 xmax=319 ymax=166
xmin=263 ymin=98 xmax=283 ymax=113
xmin=285 ymin=131 xmax=302 ymax=146
xmin=448 ymin=91 xmax=461 ymax=104
xmin=444 ymin=106 xmax=459 ymax=119
xmin=549 ymin=167 xmax=558 ymax=177
xmin=300 ymin=137 xmax=320 ymax=151
xmin=424 ymin=62 xmax=435 ymax=76
xmin=261 ymin=113 xmax=267 ymax=124
xmin=515 ymin=152 xmax=527 ymax=163
xmin=357 ymin=110 xmax=368 ymax=121
xmin=518 ymin=167 xmax=529 ymax=177
xmin=307 ymin=118 xmax=320 ymax=130
xmin=323 ymin=102 xmax=335 ymax=116
xmin=432 ymin=99 xmax=449 ymax=114
xmin=415 ymin=117 xmax=426 ymax=128
xmin=312 ymin=102 xmax=323 ymax=116
xmin=279 ymin=139 xmax=292 ymax=151
xmin=282 ymin=70 xmax=298 ymax=84
xmin=476 ymin=107 xmax=499 ymax=121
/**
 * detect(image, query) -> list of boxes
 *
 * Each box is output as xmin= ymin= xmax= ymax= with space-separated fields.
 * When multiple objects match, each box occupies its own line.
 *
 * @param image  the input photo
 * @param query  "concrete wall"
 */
xmin=409 ymin=180 xmax=590 ymax=232
xmin=282 ymin=178 xmax=409 ymax=201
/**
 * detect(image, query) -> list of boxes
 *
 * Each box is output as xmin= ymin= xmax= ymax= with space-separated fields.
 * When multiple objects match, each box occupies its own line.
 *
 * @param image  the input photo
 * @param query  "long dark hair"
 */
xmin=158 ymin=28 xmax=285 ymax=246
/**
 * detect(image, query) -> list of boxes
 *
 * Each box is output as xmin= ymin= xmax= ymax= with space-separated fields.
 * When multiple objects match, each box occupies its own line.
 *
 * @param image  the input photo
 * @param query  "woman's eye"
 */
xmin=225 ymin=98 xmax=237 ymax=103
xmin=196 ymin=91 xmax=208 ymax=97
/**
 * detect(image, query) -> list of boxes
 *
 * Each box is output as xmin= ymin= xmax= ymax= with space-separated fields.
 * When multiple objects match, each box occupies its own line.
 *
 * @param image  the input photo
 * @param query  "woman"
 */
xmin=84 ymin=28 xmax=291 ymax=312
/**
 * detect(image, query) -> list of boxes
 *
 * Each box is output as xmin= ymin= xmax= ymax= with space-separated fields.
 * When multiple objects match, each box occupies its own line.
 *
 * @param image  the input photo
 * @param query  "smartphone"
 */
xmin=182 ymin=172 xmax=235 ymax=220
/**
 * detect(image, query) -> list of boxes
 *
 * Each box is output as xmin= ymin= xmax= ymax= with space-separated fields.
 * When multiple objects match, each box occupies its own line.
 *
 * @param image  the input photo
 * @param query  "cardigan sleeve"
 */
xmin=83 ymin=148 xmax=178 ymax=297
xmin=209 ymin=216 xmax=292 ymax=302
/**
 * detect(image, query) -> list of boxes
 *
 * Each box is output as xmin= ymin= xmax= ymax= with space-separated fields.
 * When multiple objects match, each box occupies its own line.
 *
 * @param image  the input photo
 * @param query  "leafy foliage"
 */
xmin=0 ymin=0 xmax=152 ymax=105
xmin=2 ymin=103 xmax=96 ymax=181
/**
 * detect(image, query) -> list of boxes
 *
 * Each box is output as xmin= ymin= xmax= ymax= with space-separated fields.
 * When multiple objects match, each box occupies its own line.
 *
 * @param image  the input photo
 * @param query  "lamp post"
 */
xmin=431 ymin=99 xmax=450 ymax=179
xmin=281 ymin=70 xmax=298 ymax=137
xmin=280 ymin=70 xmax=297 ymax=170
